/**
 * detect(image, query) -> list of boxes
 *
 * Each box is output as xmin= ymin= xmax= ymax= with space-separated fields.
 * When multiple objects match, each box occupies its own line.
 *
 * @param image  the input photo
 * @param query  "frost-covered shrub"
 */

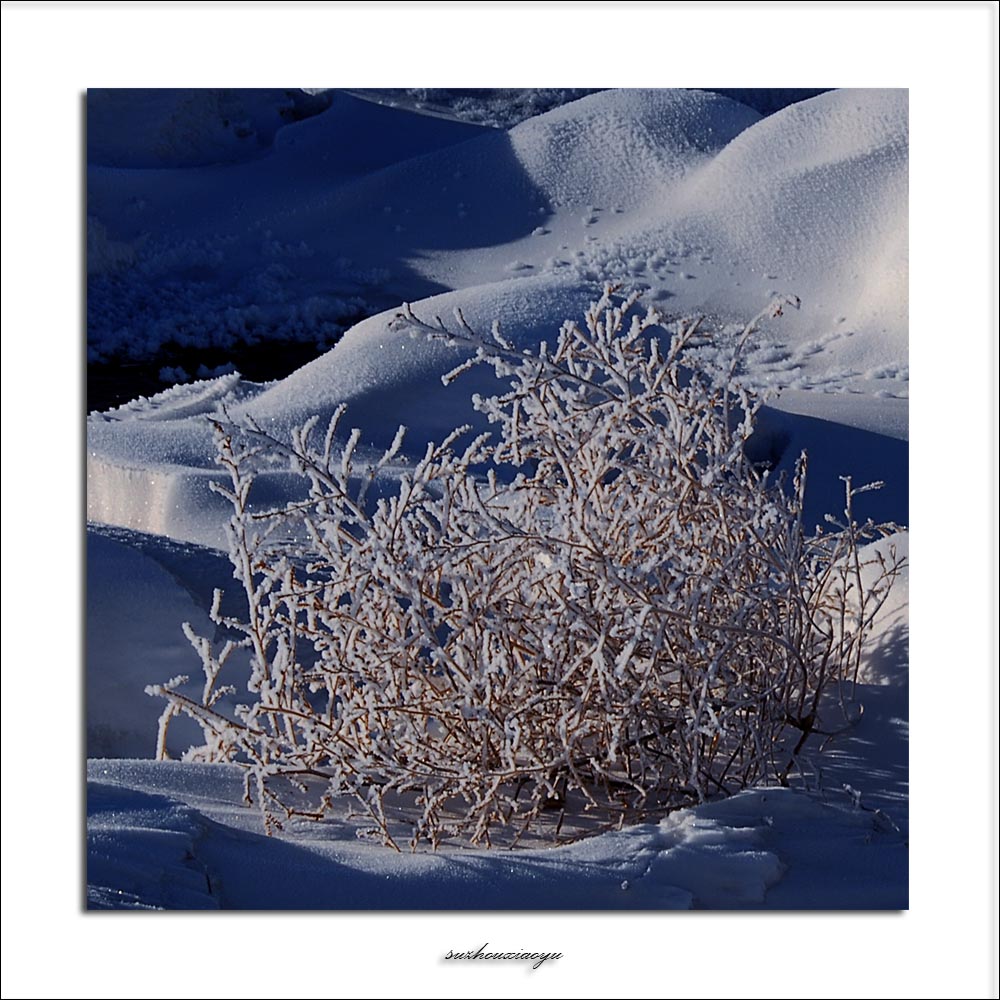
xmin=148 ymin=286 xmax=902 ymax=849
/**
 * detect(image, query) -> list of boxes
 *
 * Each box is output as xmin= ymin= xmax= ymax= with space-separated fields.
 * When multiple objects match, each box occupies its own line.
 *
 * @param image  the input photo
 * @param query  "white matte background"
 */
xmin=2 ymin=3 xmax=997 ymax=998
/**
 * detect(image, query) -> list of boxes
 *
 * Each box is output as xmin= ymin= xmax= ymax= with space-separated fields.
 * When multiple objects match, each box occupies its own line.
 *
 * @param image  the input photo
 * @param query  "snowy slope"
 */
xmin=87 ymin=87 xmax=908 ymax=549
xmin=84 ymin=88 xmax=909 ymax=912
xmin=667 ymin=88 xmax=908 ymax=359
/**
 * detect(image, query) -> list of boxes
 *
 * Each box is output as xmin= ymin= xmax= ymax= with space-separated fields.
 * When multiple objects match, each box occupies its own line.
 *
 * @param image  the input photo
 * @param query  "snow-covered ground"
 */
xmin=87 ymin=87 xmax=908 ymax=548
xmin=83 ymin=85 xmax=911 ymax=910
xmin=3 ymin=4 xmax=998 ymax=997
xmin=86 ymin=518 xmax=910 ymax=910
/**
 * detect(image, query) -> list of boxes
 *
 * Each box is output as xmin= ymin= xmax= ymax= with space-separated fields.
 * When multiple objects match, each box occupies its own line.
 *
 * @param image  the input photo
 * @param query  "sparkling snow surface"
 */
xmin=87 ymin=88 xmax=907 ymax=549
xmin=85 ymin=88 xmax=909 ymax=911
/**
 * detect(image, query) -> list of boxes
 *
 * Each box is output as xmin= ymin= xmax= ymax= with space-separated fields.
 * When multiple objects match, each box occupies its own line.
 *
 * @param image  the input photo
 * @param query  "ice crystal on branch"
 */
xmin=148 ymin=285 xmax=902 ymax=849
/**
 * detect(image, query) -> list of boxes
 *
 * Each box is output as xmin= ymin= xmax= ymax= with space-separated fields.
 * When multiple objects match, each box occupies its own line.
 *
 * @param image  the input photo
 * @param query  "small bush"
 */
xmin=148 ymin=286 xmax=902 ymax=849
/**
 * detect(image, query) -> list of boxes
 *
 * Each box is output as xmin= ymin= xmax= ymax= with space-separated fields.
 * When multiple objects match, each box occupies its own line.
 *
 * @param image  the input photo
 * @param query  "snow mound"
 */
xmin=87 ymin=88 xmax=332 ymax=168
xmin=88 ymin=88 xmax=908 ymax=549
xmin=673 ymin=88 xmax=908 ymax=347
xmin=507 ymin=88 xmax=762 ymax=208
xmin=87 ymin=375 xmax=250 ymax=546
xmin=270 ymin=90 xmax=489 ymax=178
xmin=243 ymin=276 xmax=598 ymax=448
xmin=87 ymin=781 xmax=218 ymax=909
xmin=99 ymin=370 xmax=247 ymax=423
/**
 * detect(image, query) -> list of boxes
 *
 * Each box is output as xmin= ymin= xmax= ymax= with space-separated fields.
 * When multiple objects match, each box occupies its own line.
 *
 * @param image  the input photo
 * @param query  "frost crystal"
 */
xmin=149 ymin=285 xmax=903 ymax=849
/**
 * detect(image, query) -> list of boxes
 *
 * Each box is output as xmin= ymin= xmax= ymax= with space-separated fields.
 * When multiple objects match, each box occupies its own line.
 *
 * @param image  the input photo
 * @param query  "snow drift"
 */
xmin=87 ymin=88 xmax=908 ymax=549
xmin=85 ymin=87 xmax=908 ymax=909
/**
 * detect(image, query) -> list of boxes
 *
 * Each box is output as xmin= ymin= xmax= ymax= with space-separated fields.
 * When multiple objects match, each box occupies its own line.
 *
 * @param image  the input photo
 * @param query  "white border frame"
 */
xmin=2 ymin=3 xmax=997 ymax=998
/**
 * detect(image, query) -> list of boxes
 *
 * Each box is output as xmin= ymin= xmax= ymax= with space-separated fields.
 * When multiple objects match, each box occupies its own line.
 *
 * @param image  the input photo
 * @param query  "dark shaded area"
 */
xmin=86 ymin=522 xmax=237 ymax=621
xmin=88 ymin=324 xmax=363 ymax=414
xmin=87 ymin=88 xmax=334 ymax=168
xmin=286 ymin=123 xmax=556 ymax=255
xmin=279 ymin=90 xmax=489 ymax=176
xmin=766 ymin=405 xmax=909 ymax=532
xmin=86 ymin=90 xmax=550 ymax=413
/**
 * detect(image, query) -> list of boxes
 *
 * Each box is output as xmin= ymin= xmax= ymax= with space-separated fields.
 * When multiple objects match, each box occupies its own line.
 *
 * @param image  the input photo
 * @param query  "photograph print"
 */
xmin=86 ymin=86 xmax=909 ymax=910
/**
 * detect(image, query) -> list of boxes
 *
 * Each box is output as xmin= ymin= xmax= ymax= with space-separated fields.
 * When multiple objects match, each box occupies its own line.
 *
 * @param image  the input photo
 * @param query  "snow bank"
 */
xmin=88 ymin=86 xmax=908 ymax=551
xmin=507 ymin=88 xmax=761 ymax=209
xmin=270 ymin=89 xmax=488 ymax=178
xmin=242 ymin=276 xmax=600 ymax=449
xmin=87 ymin=759 xmax=906 ymax=909
xmin=87 ymin=528 xmax=233 ymax=757
xmin=670 ymin=88 xmax=908 ymax=352
xmin=88 ymin=781 xmax=218 ymax=909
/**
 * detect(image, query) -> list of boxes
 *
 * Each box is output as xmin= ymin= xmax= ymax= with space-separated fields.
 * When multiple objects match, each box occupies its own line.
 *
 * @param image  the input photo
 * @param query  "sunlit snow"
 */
xmin=86 ymin=87 xmax=908 ymax=910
